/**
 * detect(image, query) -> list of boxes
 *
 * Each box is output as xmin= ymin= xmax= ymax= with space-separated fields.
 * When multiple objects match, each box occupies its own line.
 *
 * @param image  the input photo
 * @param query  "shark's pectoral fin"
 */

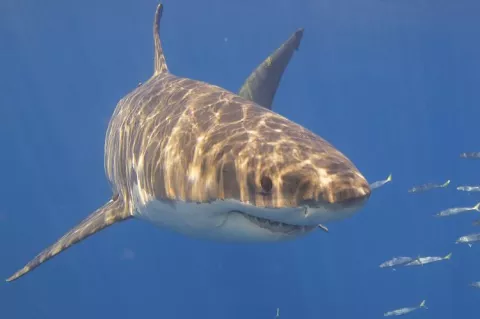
xmin=6 ymin=197 xmax=132 ymax=282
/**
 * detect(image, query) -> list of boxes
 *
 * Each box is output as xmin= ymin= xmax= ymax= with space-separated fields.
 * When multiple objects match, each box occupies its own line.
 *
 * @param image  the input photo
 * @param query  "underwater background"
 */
xmin=1 ymin=0 xmax=480 ymax=318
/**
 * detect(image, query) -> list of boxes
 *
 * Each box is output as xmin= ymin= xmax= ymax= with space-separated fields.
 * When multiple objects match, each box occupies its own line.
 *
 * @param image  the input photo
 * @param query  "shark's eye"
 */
xmin=260 ymin=176 xmax=273 ymax=193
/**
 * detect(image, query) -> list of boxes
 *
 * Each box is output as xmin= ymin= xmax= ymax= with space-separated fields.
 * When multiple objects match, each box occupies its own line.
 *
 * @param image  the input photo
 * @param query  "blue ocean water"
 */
xmin=1 ymin=0 xmax=480 ymax=318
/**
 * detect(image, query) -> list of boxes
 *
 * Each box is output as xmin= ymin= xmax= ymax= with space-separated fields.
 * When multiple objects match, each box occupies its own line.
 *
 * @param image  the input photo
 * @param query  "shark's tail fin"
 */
xmin=153 ymin=3 xmax=169 ymax=75
xmin=6 ymin=197 xmax=131 ymax=282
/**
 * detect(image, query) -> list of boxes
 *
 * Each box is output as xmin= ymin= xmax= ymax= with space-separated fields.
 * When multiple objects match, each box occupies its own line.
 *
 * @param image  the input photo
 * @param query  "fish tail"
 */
xmin=386 ymin=173 xmax=392 ymax=182
xmin=442 ymin=180 xmax=451 ymax=187
xmin=474 ymin=202 xmax=480 ymax=211
xmin=419 ymin=300 xmax=426 ymax=308
xmin=444 ymin=252 xmax=452 ymax=260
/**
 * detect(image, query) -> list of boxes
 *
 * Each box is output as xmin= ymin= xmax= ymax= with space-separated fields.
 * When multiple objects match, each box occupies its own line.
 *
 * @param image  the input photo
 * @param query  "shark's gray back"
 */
xmin=104 ymin=72 xmax=359 ymax=209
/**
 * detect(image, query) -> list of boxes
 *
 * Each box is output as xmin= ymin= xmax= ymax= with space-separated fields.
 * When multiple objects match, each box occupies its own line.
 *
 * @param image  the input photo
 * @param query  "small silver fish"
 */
xmin=276 ymin=308 xmax=280 ymax=318
xmin=408 ymin=180 xmax=450 ymax=193
xmin=460 ymin=152 xmax=480 ymax=159
xmin=456 ymin=233 xmax=480 ymax=247
xmin=384 ymin=300 xmax=427 ymax=317
xmin=470 ymin=282 xmax=480 ymax=288
xmin=379 ymin=257 xmax=413 ymax=270
xmin=370 ymin=173 xmax=392 ymax=191
xmin=317 ymin=224 xmax=329 ymax=233
xmin=457 ymin=186 xmax=480 ymax=192
xmin=405 ymin=253 xmax=452 ymax=266
xmin=434 ymin=203 xmax=480 ymax=217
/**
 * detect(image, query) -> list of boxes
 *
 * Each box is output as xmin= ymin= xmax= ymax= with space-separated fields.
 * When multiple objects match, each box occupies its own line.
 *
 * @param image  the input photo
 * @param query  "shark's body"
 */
xmin=7 ymin=4 xmax=370 ymax=282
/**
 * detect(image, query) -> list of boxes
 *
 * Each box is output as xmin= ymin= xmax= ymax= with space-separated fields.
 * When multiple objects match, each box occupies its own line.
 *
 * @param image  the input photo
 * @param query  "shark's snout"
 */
xmin=293 ymin=168 xmax=371 ymax=225
xmin=328 ymin=175 xmax=371 ymax=208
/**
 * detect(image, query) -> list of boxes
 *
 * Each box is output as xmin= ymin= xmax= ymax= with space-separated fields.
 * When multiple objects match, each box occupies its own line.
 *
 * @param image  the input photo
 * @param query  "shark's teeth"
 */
xmin=242 ymin=213 xmax=316 ymax=234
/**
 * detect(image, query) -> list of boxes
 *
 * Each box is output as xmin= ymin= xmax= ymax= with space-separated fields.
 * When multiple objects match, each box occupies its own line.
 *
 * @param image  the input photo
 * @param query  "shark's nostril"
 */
xmin=321 ymin=172 xmax=371 ymax=206
xmin=335 ymin=189 xmax=356 ymax=203
xmin=334 ymin=183 xmax=371 ymax=206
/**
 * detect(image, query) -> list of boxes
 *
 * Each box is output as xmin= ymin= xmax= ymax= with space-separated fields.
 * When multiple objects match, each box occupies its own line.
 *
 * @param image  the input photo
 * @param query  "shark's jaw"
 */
xmin=131 ymin=185 xmax=364 ymax=242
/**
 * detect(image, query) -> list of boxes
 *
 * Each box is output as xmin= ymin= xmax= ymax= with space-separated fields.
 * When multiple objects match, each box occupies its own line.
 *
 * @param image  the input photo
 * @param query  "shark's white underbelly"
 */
xmin=130 ymin=183 xmax=310 ymax=242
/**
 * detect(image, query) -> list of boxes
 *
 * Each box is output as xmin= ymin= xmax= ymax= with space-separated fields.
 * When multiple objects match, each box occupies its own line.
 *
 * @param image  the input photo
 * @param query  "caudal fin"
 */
xmin=444 ymin=252 xmax=452 ymax=260
xmin=153 ymin=3 xmax=169 ymax=76
xmin=386 ymin=173 xmax=392 ymax=182
xmin=419 ymin=300 xmax=427 ymax=308
xmin=6 ymin=197 xmax=131 ymax=282
xmin=473 ymin=202 xmax=480 ymax=211
xmin=442 ymin=180 xmax=451 ymax=187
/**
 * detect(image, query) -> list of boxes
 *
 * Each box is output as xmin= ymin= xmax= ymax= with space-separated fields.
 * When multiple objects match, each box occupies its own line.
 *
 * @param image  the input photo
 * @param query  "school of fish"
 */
xmin=376 ymin=153 xmax=480 ymax=316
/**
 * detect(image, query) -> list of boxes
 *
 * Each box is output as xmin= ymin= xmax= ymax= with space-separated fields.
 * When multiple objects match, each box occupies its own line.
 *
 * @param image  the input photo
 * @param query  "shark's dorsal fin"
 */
xmin=238 ymin=28 xmax=304 ymax=110
xmin=153 ymin=3 xmax=169 ymax=76
xmin=6 ymin=197 xmax=132 ymax=282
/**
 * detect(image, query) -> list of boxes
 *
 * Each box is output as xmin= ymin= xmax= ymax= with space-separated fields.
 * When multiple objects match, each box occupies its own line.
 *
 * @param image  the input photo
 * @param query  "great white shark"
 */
xmin=6 ymin=4 xmax=370 ymax=282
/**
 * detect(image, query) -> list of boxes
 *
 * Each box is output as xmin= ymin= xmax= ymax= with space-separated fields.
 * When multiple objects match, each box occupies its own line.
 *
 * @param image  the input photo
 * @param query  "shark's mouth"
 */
xmin=237 ymin=211 xmax=318 ymax=234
